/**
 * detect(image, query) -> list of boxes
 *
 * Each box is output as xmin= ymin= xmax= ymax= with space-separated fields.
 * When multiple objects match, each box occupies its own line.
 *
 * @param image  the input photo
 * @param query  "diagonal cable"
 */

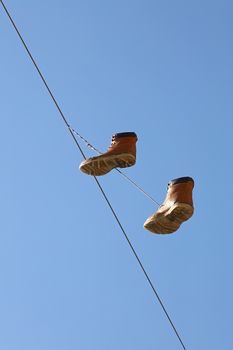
xmin=0 ymin=1 xmax=186 ymax=349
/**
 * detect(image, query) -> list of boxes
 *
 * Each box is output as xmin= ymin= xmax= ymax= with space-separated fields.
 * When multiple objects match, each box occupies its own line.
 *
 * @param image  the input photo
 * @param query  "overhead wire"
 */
xmin=0 ymin=1 xmax=186 ymax=349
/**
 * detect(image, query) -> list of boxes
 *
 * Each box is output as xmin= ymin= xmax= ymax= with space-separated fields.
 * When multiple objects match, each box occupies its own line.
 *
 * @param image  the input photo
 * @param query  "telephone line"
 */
xmin=0 ymin=2 xmax=186 ymax=348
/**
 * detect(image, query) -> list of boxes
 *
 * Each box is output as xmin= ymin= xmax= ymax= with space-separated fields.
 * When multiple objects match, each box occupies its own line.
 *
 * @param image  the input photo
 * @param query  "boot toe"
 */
xmin=144 ymin=213 xmax=181 ymax=234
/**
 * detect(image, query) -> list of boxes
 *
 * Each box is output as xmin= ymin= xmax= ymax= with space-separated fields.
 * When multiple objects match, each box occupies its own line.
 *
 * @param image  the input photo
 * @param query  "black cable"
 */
xmin=0 ymin=2 xmax=187 ymax=349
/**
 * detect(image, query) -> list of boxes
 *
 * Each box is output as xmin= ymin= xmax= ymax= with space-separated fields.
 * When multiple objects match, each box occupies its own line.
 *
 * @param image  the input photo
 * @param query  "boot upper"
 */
xmin=158 ymin=177 xmax=194 ymax=214
xmin=106 ymin=132 xmax=137 ymax=157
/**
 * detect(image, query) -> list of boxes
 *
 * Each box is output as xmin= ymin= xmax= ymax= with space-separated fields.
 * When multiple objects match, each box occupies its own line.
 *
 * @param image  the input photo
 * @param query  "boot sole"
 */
xmin=144 ymin=203 xmax=194 ymax=234
xmin=79 ymin=153 xmax=136 ymax=176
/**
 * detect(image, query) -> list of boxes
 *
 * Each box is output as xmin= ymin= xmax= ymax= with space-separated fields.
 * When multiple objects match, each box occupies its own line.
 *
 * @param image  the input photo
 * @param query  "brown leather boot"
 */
xmin=79 ymin=132 xmax=137 ymax=176
xmin=144 ymin=177 xmax=194 ymax=234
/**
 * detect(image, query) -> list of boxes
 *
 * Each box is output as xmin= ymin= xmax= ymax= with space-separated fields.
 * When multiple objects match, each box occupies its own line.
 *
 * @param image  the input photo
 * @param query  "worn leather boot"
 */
xmin=79 ymin=132 xmax=137 ymax=176
xmin=144 ymin=177 xmax=194 ymax=234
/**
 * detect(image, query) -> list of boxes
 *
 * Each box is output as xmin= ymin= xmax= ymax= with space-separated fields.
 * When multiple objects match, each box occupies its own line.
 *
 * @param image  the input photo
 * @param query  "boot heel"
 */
xmin=114 ymin=153 xmax=136 ymax=168
xmin=168 ymin=203 xmax=194 ymax=222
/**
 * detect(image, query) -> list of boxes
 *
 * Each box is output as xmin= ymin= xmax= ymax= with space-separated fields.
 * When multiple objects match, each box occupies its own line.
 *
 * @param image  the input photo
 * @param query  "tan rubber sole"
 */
xmin=79 ymin=153 xmax=136 ymax=176
xmin=144 ymin=203 xmax=194 ymax=234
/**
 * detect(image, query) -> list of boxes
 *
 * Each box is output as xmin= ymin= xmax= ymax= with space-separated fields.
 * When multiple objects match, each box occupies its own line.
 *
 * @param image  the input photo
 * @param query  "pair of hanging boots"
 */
xmin=79 ymin=132 xmax=194 ymax=234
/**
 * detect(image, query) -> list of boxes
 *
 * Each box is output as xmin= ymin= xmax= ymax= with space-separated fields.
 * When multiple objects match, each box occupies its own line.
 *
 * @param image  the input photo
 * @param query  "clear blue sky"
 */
xmin=1 ymin=0 xmax=233 ymax=349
